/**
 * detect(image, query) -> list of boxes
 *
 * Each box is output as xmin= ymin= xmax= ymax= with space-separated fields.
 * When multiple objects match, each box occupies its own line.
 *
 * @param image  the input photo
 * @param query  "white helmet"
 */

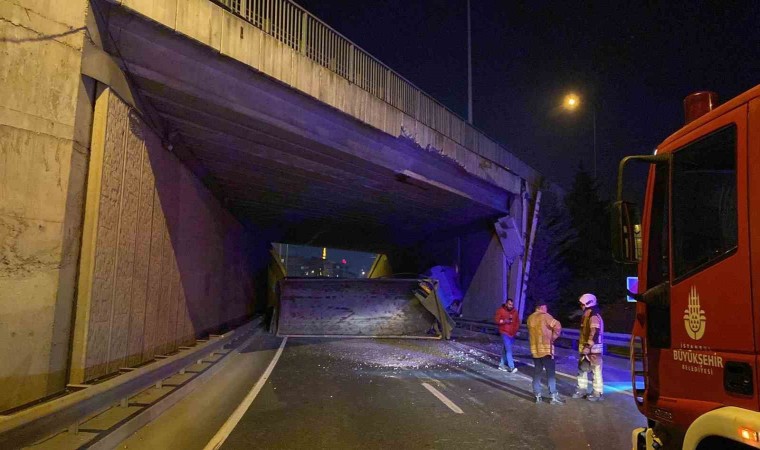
xmin=579 ymin=293 xmax=597 ymax=308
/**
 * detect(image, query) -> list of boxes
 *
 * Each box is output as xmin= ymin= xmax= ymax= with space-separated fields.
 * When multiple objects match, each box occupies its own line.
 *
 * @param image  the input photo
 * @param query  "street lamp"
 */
xmin=562 ymin=93 xmax=597 ymax=178
xmin=563 ymin=93 xmax=579 ymax=110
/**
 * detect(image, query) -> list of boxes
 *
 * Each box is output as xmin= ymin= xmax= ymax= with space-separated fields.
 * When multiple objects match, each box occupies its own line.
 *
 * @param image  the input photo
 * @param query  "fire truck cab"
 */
xmin=614 ymin=85 xmax=760 ymax=450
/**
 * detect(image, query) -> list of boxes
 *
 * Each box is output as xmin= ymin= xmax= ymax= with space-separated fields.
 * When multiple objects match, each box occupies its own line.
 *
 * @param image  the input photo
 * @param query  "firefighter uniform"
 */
xmin=577 ymin=308 xmax=604 ymax=399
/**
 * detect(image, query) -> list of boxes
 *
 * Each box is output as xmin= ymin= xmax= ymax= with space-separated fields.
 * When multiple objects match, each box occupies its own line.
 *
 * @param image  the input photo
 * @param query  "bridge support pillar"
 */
xmin=0 ymin=0 xmax=92 ymax=412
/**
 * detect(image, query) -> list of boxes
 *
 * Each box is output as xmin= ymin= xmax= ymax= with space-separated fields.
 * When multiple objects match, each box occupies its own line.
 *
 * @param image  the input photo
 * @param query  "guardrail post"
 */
xmin=264 ymin=0 xmax=271 ymax=34
xmin=384 ymin=69 xmax=390 ymax=102
xmin=415 ymin=90 xmax=421 ymax=120
xmin=299 ymin=11 xmax=308 ymax=55
xmin=348 ymin=44 xmax=355 ymax=83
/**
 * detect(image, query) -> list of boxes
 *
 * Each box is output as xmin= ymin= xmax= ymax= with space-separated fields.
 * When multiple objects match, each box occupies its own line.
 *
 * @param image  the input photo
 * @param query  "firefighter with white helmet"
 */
xmin=573 ymin=293 xmax=605 ymax=401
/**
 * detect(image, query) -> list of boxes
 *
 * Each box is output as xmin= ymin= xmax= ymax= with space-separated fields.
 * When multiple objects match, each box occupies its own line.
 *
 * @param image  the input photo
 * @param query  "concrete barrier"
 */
xmin=0 ymin=318 xmax=261 ymax=448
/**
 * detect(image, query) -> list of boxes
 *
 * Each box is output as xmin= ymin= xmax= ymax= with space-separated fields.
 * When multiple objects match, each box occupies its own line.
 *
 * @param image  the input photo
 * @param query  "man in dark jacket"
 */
xmin=493 ymin=298 xmax=519 ymax=373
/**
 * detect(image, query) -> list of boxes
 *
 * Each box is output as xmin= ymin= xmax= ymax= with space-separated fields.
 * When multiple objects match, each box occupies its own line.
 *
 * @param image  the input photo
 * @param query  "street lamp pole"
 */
xmin=467 ymin=0 xmax=473 ymax=124
xmin=592 ymin=105 xmax=597 ymax=179
xmin=563 ymin=93 xmax=597 ymax=179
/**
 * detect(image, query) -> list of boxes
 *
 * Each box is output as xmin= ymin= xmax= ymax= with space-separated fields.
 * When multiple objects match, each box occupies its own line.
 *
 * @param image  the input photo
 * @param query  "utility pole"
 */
xmin=593 ymin=106 xmax=597 ymax=179
xmin=467 ymin=0 xmax=473 ymax=124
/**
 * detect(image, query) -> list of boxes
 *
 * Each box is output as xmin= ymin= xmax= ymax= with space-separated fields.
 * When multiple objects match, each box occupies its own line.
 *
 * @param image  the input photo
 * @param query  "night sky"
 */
xmin=295 ymin=0 xmax=759 ymax=195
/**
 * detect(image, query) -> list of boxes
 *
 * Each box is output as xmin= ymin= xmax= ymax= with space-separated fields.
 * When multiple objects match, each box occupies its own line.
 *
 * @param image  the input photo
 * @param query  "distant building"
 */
xmin=284 ymin=255 xmax=359 ymax=278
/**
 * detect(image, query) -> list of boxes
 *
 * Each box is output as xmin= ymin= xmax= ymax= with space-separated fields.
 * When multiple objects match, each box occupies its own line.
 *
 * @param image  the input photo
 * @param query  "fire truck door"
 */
xmin=665 ymin=105 xmax=755 ymax=408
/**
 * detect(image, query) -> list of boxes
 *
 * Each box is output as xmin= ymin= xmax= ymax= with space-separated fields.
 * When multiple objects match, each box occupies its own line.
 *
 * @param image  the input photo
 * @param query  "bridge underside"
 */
xmin=102 ymin=6 xmax=513 ymax=252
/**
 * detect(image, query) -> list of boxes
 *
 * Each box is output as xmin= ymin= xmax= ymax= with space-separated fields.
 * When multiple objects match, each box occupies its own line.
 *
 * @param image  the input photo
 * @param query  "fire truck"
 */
xmin=613 ymin=85 xmax=760 ymax=450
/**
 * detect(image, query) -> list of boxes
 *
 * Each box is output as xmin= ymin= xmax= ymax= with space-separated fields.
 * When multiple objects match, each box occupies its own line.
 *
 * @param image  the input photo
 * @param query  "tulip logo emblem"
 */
xmin=683 ymin=286 xmax=706 ymax=340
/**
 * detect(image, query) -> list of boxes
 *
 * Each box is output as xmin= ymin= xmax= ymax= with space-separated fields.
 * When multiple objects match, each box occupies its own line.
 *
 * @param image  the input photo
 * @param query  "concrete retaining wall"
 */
xmin=69 ymin=89 xmax=257 ymax=383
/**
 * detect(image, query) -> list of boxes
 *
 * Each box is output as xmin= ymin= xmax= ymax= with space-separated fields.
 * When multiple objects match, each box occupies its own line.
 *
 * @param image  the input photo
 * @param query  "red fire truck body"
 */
xmin=617 ymin=85 xmax=760 ymax=449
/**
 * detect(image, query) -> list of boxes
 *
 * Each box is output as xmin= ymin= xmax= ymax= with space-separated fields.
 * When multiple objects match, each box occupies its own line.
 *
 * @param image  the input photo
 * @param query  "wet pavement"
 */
xmin=220 ymin=331 xmax=645 ymax=450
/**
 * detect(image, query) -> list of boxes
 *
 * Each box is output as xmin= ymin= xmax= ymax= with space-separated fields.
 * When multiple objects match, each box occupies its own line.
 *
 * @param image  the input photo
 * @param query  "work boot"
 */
xmin=587 ymin=392 xmax=604 ymax=402
xmin=550 ymin=393 xmax=565 ymax=405
xmin=534 ymin=394 xmax=542 ymax=404
xmin=571 ymin=390 xmax=588 ymax=399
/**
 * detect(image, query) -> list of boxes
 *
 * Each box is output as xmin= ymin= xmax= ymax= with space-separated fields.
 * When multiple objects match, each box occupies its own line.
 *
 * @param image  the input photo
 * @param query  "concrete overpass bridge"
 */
xmin=97 ymin=0 xmax=537 ymax=248
xmin=0 ymin=0 xmax=548 ymax=439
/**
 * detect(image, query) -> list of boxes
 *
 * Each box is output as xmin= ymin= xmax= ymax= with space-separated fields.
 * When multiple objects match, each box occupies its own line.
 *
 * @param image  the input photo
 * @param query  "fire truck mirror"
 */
xmin=612 ymin=201 xmax=641 ymax=264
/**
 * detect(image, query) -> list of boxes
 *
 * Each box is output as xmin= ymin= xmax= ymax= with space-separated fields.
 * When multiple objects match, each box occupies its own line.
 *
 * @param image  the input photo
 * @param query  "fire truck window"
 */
xmin=672 ymin=125 xmax=737 ymax=280
xmin=646 ymin=163 xmax=671 ymax=349
xmin=647 ymin=164 xmax=669 ymax=286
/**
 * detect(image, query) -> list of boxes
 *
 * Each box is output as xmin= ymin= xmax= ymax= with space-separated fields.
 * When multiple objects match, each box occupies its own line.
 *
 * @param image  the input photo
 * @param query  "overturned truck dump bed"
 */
xmin=277 ymin=278 xmax=453 ymax=339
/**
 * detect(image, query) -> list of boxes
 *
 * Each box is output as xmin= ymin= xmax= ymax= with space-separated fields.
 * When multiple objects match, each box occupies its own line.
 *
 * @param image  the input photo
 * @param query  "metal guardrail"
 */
xmin=454 ymin=318 xmax=634 ymax=353
xmin=213 ymin=0 xmax=538 ymax=181
xmin=0 ymin=318 xmax=261 ymax=448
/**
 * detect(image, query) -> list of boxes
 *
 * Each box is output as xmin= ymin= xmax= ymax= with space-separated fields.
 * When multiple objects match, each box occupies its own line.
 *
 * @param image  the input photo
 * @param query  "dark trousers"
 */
xmin=532 ymin=355 xmax=557 ymax=395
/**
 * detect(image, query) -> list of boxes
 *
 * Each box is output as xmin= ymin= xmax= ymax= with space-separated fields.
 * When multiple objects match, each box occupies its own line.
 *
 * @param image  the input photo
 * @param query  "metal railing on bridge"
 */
xmin=213 ymin=0 xmax=537 ymax=181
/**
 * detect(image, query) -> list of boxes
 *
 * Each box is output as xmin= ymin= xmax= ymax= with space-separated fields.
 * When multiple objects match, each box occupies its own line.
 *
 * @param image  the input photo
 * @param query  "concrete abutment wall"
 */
xmin=387 ymin=220 xmax=526 ymax=323
xmin=0 ymin=0 xmax=91 ymax=411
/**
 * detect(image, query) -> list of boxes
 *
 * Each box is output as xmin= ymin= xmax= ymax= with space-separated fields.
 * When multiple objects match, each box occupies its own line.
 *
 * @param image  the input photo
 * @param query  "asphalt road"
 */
xmin=450 ymin=328 xmax=636 ymax=395
xmin=218 ymin=334 xmax=645 ymax=450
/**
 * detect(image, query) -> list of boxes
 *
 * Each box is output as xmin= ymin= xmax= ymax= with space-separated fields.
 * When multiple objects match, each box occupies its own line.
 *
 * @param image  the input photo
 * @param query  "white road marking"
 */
xmin=422 ymin=382 xmax=464 ymax=414
xmin=204 ymin=337 xmax=288 ymax=450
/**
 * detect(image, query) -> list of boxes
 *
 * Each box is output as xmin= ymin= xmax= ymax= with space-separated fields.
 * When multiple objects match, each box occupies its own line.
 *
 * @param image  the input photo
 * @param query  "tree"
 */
xmin=564 ymin=166 xmax=610 ymax=273
xmin=525 ymin=184 xmax=575 ymax=314
xmin=560 ymin=165 xmax=631 ymax=325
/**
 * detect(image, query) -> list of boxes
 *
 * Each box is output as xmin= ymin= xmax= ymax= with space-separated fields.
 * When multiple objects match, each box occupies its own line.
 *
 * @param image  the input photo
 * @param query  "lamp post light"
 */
xmin=562 ymin=93 xmax=597 ymax=178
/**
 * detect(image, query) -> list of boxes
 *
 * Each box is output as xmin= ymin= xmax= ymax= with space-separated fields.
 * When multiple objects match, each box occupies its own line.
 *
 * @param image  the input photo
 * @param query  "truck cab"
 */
xmin=614 ymin=85 xmax=760 ymax=449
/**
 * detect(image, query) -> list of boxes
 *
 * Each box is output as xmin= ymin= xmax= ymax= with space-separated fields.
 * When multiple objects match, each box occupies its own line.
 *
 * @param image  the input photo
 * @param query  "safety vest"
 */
xmin=579 ymin=311 xmax=604 ymax=354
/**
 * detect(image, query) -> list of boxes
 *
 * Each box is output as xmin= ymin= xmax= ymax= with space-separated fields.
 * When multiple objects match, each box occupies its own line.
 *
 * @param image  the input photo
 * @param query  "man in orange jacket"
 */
xmin=493 ymin=298 xmax=520 ymax=373
xmin=527 ymin=301 xmax=564 ymax=404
